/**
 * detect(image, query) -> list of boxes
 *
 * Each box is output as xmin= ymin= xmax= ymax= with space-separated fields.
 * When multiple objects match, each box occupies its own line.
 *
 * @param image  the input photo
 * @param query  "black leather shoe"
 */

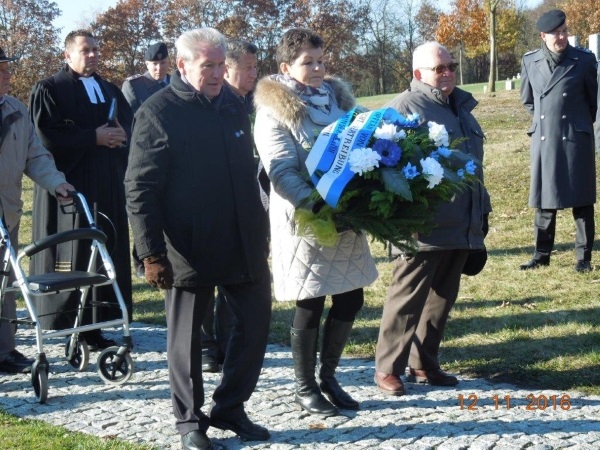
xmin=574 ymin=260 xmax=593 ymax=273
xmin=210 ymin=414 xmax=270 ymax=441
xmin=0 ymin=350 xmax=33 ymax=374
xmin=80 ymin=330 xmax=117 ymax=351
xmin=519 ymin=257 xmax=549 ymax=270
xmin=295 ymin=386 xmax=338 ymax=416
xmin=320 ymin=377 xmax=359 ymax=410
xmin=181 ymin=430 xmax=213 ymax=450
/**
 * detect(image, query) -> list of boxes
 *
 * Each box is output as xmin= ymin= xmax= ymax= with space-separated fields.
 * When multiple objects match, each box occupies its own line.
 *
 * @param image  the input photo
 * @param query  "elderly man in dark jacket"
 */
xmin=124 ymin=28 xmax=271 ymax=450
xmin=374 ymin=41 xmax=491 ymax=396
xmin=519 ymin=9 xmax=597 ymax=273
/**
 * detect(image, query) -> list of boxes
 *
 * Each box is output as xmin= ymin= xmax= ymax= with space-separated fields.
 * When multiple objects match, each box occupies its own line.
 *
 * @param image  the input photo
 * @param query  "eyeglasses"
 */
xmin=419 ymin=63 xmax=459 ymax=74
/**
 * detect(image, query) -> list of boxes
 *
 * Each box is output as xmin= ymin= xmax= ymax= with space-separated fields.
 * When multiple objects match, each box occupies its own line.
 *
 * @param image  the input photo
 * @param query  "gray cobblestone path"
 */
xmin=1 ymin=322 xmax=599 ymax=449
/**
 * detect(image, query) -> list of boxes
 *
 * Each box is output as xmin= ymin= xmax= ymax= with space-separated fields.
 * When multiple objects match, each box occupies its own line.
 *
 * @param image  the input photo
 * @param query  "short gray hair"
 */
xmin=175 ymin=28 xmax=226 ymax=62
xmin=226 ymin=40 xmax=258 ymax=66
xmin=412 ymin=41 xmax=450 ymax=71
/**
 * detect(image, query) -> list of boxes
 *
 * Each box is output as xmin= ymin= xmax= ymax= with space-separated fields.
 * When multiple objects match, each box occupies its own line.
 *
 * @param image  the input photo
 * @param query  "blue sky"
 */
xmin=52 ymin=0 xmax=543 ymax=42
xmin=53 ymin=0 xmax=117 ymax=41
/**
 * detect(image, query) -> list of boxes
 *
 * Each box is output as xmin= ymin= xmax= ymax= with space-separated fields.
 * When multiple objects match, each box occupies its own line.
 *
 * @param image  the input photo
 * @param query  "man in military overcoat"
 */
xmin=122 ymin=42 xmax=171 ymax=278
xmin=519 ymin=9 xmax=598 ymax=272
xmin=122 ymin=42 xmax=171 ymax=114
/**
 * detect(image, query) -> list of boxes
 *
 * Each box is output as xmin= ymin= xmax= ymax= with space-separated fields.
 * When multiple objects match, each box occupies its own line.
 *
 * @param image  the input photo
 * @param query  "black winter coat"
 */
xmin=125 ymin=70 xmax=269 ymax=287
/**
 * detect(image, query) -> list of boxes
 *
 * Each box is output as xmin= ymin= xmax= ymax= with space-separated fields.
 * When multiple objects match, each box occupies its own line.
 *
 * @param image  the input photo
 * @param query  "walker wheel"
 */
xmin=97 ymin=346 xmax=133 ymax=385
xmin=31 ymin=362 xmax=49 ymax=404
xmin=65 ymin=336 xmax=89 ymax=371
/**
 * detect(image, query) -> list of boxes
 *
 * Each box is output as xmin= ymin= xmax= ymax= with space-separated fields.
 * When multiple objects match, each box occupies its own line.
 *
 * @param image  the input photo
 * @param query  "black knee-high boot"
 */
xmin=290 ymin=327 xmax=338 ymax=416
xmin=319 ymin=317 xmax=359 ymax=410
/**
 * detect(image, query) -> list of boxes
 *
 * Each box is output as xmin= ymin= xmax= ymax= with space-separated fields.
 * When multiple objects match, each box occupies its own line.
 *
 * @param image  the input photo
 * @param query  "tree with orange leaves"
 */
xmin=91 ymin=0 xmax=163 ymax=86
xmin=0 ymin=0 xmax=61 ymax=102
xmin=560 ymin=0 xmax=600 ymax=47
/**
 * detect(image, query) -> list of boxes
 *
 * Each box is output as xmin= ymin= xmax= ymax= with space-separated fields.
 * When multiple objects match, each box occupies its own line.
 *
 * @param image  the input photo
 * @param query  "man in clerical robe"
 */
xmin=28 ymin=29 xmax=133 ymax=349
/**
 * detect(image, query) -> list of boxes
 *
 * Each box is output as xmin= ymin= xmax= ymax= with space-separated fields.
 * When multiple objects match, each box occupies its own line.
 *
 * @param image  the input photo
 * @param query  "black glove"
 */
xmin=143 ymin=254 xmax=174 ymax=290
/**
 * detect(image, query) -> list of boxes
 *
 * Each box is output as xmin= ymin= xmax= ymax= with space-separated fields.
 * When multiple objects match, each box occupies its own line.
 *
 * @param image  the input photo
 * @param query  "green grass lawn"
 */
xmin=3 ymin=83 xmax=599 ymax=448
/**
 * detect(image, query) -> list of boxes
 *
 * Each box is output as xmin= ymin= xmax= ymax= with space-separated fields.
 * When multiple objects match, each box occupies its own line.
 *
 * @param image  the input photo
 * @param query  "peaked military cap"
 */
xmin=536 ymin=9 xmax=566 ymax=33
xmin=145 ymin=42 xmax=168 ymax=61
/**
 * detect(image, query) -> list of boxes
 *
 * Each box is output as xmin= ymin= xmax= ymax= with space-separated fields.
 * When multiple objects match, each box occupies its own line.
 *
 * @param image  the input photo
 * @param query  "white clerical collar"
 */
xmin=79 ymin=76 xmax=106 ymax=104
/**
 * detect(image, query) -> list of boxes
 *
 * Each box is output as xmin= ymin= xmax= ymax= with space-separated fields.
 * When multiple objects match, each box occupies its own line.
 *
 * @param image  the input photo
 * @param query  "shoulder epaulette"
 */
xmin=523 ymin=49 xmax=539 ymax=57
xmin=125 ymin=74 xmax=143 ymax=81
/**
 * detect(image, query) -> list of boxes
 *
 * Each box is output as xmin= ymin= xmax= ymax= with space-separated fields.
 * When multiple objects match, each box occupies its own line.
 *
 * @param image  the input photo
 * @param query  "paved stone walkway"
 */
xmin=1 ymin=322 xmax=599 ymax=449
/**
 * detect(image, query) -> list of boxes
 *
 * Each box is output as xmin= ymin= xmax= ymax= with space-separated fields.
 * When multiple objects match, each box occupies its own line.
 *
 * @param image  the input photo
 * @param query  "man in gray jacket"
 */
xmin=519 ymin=9 xmax=597 ymax=273
xmin=0 ymin=47 xmax=73 ymax=373
xmin=122 ymin=42 xmax=171 ymax=279
xmin=122 ymin=42 xmax=171 ymax=114
xmin=374 ymin=42 xmax=491 ymax=395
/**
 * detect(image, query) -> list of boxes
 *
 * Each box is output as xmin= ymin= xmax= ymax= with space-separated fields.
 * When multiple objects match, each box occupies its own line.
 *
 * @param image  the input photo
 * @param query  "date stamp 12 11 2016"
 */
xmin=458 ymin=393 xmax=572 ymax=411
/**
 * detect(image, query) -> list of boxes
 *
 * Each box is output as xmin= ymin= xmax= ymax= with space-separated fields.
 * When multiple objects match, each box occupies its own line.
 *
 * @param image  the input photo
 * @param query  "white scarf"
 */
xmin=79 ymin=76 xmax=106 ymax=104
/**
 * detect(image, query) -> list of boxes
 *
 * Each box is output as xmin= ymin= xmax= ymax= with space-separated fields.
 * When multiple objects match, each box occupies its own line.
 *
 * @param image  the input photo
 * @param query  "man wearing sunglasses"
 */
xmin=519 ymin=9 xmax=597 ymax=273
xmin=374 ymin=42 xmax=491 ymax=395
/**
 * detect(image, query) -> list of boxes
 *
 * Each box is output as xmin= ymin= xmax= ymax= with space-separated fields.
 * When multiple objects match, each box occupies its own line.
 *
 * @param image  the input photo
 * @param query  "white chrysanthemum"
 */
xmin=348 ymin=147 xmax=381 ymax=176
xmin=420 ymin=157 xmax=444 ymax=188
xmin=374 ymin=123 xmax=406 ymax=141
xmin=427 ymin=121 xmax=449 ymax=147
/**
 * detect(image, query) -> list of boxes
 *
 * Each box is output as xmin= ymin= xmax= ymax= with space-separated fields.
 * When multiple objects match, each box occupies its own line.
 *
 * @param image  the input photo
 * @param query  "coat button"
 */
xmin=541 ymin=115 xmax=545 ymax=119
xmin=541 ymin=136 xmax=546 ymax=140
xmin=562 ymin=115 xmax=567 ymax=119
xmin=562 ymin=136 xmax=567 ymax=140
xmin=563 ymin=93 xmax=567 ymax=97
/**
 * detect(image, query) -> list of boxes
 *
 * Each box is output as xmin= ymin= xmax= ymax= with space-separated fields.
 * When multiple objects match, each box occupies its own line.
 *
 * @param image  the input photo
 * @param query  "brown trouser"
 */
xmin=375 ymin=249 xmax=469 ymax=375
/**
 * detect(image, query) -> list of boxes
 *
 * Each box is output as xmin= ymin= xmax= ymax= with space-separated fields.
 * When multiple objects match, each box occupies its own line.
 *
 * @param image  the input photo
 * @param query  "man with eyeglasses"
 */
xmin=519 ymin=9 xmax=598 ymax=273
xmin=374 ymin=41 xmax=491 ymax=395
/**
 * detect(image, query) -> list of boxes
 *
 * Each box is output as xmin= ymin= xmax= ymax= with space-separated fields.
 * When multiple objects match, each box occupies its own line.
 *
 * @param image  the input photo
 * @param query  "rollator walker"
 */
xmin=0 ymin=192 xmax=133 ymax=403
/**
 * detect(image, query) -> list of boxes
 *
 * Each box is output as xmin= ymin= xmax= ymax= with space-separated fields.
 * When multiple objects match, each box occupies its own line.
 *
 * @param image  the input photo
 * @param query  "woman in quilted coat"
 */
xmin=254 ymin=28 xmax=378 ymax=416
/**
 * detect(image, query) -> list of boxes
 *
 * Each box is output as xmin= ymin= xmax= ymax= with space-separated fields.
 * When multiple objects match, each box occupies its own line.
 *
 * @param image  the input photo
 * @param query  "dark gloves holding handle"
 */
xmin=143 ymin=253 xmax=174 ymax=289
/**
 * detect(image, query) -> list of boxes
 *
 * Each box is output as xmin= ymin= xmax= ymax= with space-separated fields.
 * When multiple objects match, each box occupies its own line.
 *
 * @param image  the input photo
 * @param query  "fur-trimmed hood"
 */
xmin=253 ymin=76 xmax=356 ymax=130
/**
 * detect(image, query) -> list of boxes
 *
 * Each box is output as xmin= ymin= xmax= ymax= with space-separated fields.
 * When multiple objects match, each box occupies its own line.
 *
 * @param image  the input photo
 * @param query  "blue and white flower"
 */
xmin=348 ymin=147 xmax=381 ymax=175
xmin=420 ymin=156 xmax=444 ymax=188
xmin=427 ymin=121 xmax=449 ymax=147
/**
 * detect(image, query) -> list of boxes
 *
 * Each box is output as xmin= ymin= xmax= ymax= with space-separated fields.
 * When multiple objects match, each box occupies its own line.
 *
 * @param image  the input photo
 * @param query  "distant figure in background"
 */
xmin=28 ymin=29 xmax=133 ymax=349
xmin=0 ymin=47 xmax=74 ymax=374
xmin=224 ymin=40 xmax=258 ymax=113
xmin=122 ymin=42 xmax=171 ymax=279
xmin=519 ymin=9 xmax=597 ymax=273
xmin=200 ymin=39 xmax=260 ymax=373
xmin=122 ymin=42 xmax=171 ymax=114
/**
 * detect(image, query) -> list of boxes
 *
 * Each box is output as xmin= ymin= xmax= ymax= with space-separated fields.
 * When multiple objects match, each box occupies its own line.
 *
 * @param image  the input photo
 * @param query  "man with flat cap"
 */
xmin=519 ymin=9 xmax=598 ymax=273
xmin=122 ymin=42 xmax=171 ymax=114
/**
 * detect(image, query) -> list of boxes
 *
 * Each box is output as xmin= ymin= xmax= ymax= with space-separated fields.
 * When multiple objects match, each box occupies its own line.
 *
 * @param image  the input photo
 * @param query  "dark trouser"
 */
xmin=132 ymin=246 xmax=143 ymax=271
xmin=375 ymin=249 xmax=469 ymax=375
xmin=534 ymin=206 xmax=594 ymax=261
xmin=165 ymin=269 xmax=271 ymax=436
xmin=201 ymin=287 xmax=236 ymax=363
